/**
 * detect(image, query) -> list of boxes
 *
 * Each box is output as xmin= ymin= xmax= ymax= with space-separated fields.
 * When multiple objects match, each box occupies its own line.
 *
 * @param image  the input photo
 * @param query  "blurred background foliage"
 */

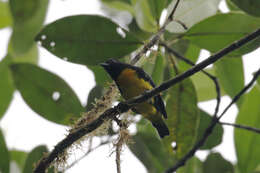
xmin=0 ymin=0 xmax=260 ymax=172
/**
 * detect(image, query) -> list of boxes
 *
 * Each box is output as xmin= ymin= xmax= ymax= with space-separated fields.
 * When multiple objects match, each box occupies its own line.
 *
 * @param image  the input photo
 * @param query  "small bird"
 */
xmin=101 ymin=59 xmax=169 ymax=138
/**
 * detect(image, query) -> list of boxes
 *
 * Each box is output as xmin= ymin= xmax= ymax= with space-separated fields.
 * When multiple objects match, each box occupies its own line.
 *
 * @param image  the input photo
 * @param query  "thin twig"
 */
xmin=220 ymin=121 xmax=260 ymax=134
xmin=130 ymin=0 xmax=181 ymax=65
xmin=165 ymin=67 xmax=260 ymax=173
xmin=34 ymin=28 xmax=260 ymax=173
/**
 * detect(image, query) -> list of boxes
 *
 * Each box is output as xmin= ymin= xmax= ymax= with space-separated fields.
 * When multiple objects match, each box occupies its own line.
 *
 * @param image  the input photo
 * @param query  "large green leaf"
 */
xmin=203 ymin=152 xmax=234 ymax=173
xmin=36 ymin=15 xmax=141 ymax=66
xmin=214 ymin=57 xmax=244 ymax=106
xmin=0 ymin=56 xmax=15 ymax=119
xmin=10 ymin=63 xmax=84 ymax=125
xmin=196 ymin=110 xmax=223 ymax=150
xmin=235 ymin=86 xmax=260 ymax=173
xmin=129 ymin=119 xmax=175 ymax=173
xmin=166 ymin=0 xmax=221 ymax=33
xmin=0 ymin=2 xmax=12 ymax=29
xmin=9 ymin=0 xmax=49 ymax=54
xmin=22 ymin=145 xmax=47 ymax=173
xmin=177 ymin=157 xmax=203 ymax=173
xmin=0 ymin=129 xmax=10 ymax=173
xmin=10 ymin=150 xmax=28 ymax=171
xmin=132 ymin=0 xmax=158 ymax=32
xmin=230 ymin=0 xmax=260 ymax=17
xmin=185 ymin=13 xmax=260 ymax=56
xmin=164 ymin=77 xmax=199 ymax=158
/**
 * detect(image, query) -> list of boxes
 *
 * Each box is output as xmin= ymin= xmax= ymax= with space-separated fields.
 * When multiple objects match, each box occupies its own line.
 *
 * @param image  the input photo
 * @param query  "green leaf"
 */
xmin=185 ymin=13 xmax=260 ymax=56
xmin=22 ymin=145 xmax=47 ymax=173
xmin=191 ymin=68 xmax=225 ymax=102
xmin=177 ymin=157 xmax=203 ymax=173
xmin=10 ymin=150 xmax=28 ymax=170
xmin=128 ymin=19 xmax=152 ymax=41
xmin=0 ymin=129 xmax=10 ymax=173
xmin=166 ymin=0 xmax=221 ymax=33
xmin=9 ymin=0 xmax=49 ymax=54
xmin=214 ymin=57 xmax=244 ymax=106
xmin=235 ymin=85 xmax=260 ymax=173
xmin=203 ymin=152 xmax=234 ymax=173
xmin=9 ymin=43 xmax=39 ymax=64
xmin=147 ymin=0 xmax=168 ymax=22
xmin=87 ymin=65 xmax=112 ymax=86
xmin=132 ymin=0 xmax=158 ymax=32
xmin=196 ymin=110 xmax=223 ymax=150
xmin=0 ymin=2 xmax=12 ymax=29
xmin=164 ymin=78 xmax=199 ymax=158
xmin=10 ymin=63 xmax=84 ymax=125
xmin=129 ymin=119 xmax=175 ymax=173
xmin=0 ymin=56 xmax=15 ymax=119
xmin=85 ymin=85 xmax=104 ymax=110
xmin=151 ymin=52 xmax=165 ymax=85
xmin=180 ymin=43 xmax=200 ymax=71
xmin=226 ymin=0 xmax=241 ymax=12
xmin=36 ymin=15 xmax=141 ymax=66
xmin=101 ymin=0 xmax=134 ymax=14
xmin=230 ymin=0 xmax=260 ymax=17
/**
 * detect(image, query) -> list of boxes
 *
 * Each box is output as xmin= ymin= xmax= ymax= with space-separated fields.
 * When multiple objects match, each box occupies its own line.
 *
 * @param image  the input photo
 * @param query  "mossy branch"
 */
xmin=34 ymin=28 xmax=260 ymax=173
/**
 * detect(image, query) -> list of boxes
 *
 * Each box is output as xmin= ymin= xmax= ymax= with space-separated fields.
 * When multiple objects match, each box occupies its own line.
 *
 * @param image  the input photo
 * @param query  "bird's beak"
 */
xmin=100 ymin=62 xmax=109 ymax=67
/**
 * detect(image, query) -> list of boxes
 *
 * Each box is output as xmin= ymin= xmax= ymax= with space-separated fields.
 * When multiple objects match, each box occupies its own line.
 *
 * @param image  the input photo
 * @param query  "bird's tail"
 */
xmin=152 ymin=119 xmax=169 ymax=138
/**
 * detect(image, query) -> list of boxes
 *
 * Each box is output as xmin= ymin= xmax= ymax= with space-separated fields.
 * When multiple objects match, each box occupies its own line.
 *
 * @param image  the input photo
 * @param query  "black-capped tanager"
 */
xmin=101 ymin=59 xmax=169 ymax=138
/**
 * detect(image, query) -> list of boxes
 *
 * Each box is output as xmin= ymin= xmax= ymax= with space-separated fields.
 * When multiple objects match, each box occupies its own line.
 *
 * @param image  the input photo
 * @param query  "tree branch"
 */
xmin=220 ymin=121 xmax=260 ymax=134
xmin=165 ymin=67 xmax=260 ymax=173
xmin=130 ymin=0 xmax=180 ymax=65
xmin=34 ymin=28 xmax=260 ymax=173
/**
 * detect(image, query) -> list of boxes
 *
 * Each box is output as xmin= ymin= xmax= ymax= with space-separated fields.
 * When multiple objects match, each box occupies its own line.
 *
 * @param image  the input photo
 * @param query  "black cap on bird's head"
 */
xmin=100 ymin=59 xmax=127 ymax=80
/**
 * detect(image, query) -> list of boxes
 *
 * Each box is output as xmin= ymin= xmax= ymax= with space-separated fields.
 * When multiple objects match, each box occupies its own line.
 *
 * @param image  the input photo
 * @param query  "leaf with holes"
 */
xmin=196 ymin=110 xmax=223 ymax=150
xmin=235 ymin=86 xmax=260 ymax=173
xmin=35 ymin=15 xmax=141 ymax=66
xmin=163 ymin=78 xmax=199 ymax=158
xmin=0 ymin=129 xmax=10 ymax=173
xmin=166 ymin=0 xmax=221 ymax=33
xmin=185 ymin=13 xmax=260 ymax=56
xmin=230 ymin=0 xmax=260 ymax=17
xmin=9 ymin=0 xmax=49 ymax=54
xmin=10 ymin=63 xmax=84 ymax=125
xmin=0 ymin=56 xmax=15 ymax=119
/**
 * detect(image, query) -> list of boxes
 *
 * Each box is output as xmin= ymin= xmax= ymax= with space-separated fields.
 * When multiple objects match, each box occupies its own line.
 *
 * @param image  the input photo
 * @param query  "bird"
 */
xmin=101 ymin=59 xmax=169 ymax=138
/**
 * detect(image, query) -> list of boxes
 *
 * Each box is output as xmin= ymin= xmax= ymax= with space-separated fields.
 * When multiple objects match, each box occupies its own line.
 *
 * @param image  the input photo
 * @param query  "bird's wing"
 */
xmin=134 ymin=66 xmax=168 ymax=119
